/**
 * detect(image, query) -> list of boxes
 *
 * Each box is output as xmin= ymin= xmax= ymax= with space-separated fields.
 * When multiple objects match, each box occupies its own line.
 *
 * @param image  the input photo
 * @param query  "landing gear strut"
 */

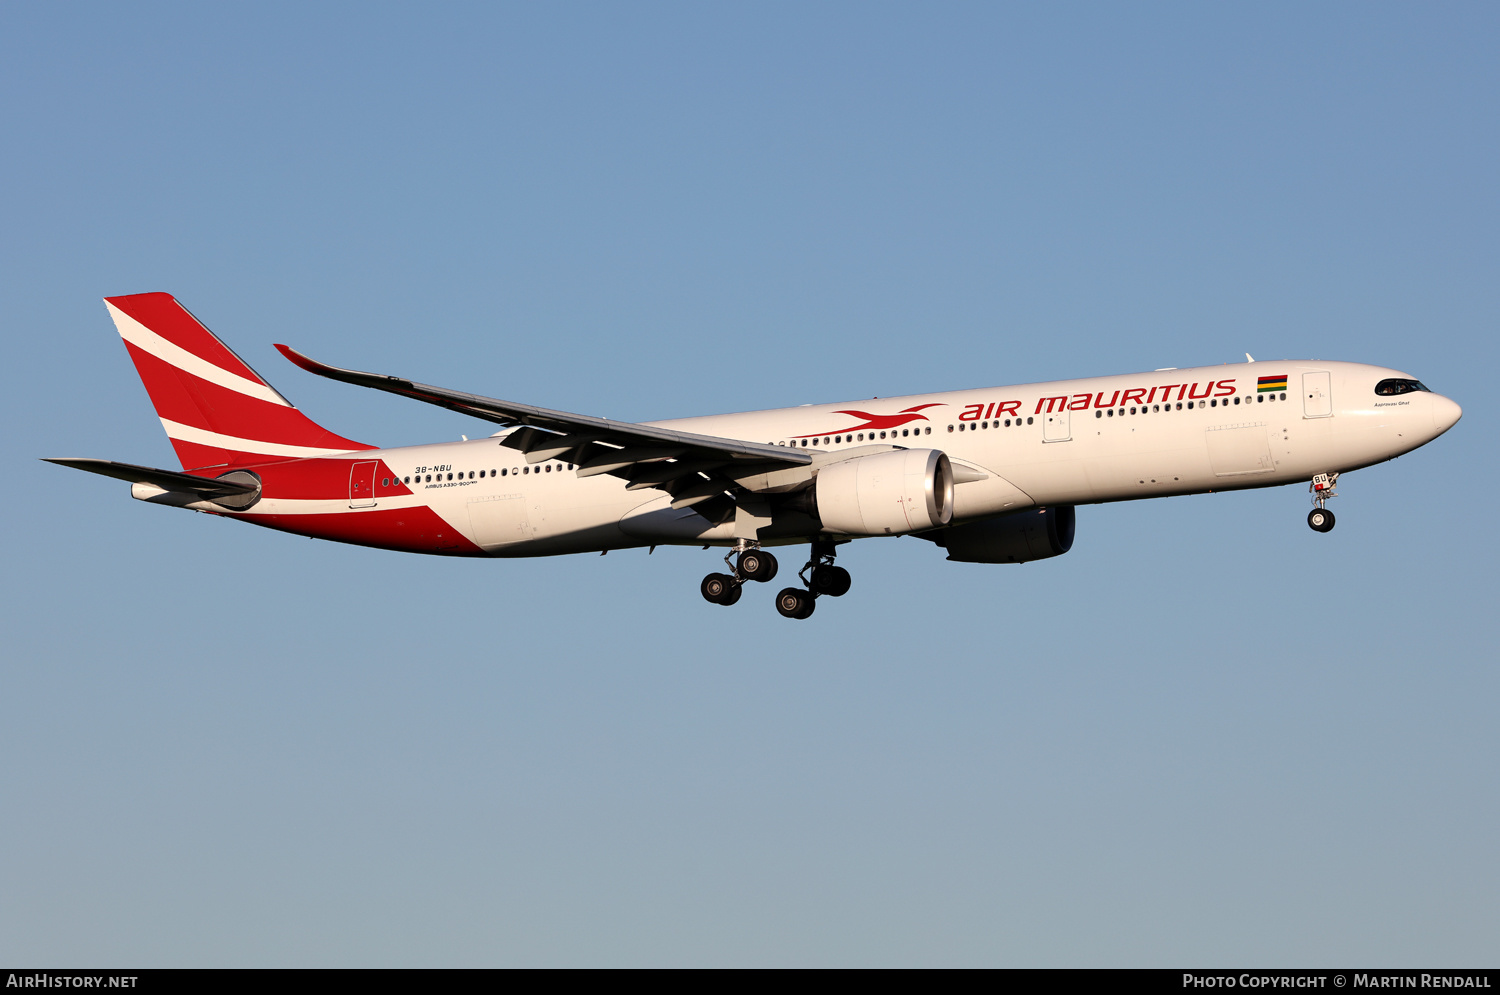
xmin=1308 ymin=473 xmax=1338 ymax=533
xmin=699 ymin=541 xmax=779 ymax=606
xmin=774 ymin=539 xmax=850 ymax=620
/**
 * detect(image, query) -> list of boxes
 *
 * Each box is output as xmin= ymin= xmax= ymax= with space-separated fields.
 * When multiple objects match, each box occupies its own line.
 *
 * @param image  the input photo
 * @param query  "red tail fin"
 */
xmin=105 ymin=293 xmax=373 ymax=469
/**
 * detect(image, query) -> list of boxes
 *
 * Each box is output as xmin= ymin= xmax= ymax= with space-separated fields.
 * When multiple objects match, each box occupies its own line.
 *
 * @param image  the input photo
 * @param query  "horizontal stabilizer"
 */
xmin=42 ymin=458 xmax=259 ymax=495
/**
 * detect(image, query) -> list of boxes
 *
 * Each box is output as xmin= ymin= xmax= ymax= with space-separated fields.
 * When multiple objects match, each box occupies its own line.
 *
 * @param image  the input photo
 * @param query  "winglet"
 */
xmin=275 ymin=344 xmax=416 ymax=391
xmin=274 ymin=343 xmax=328 ymax=375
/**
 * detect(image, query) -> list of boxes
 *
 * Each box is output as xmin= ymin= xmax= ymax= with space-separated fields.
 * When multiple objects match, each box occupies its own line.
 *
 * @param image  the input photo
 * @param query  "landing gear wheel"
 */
xmin=737 ymin=549 xmax=779 ymax=583
xmin=810 ymin=564 xmax=851 ymax=597
xmin=1307 ymin=508 xmax=1336 ymax=533
xmin=701 ymin=573 xmax=741 ymax=604
xmin=775 ymin=587 xmax=816 ymax=620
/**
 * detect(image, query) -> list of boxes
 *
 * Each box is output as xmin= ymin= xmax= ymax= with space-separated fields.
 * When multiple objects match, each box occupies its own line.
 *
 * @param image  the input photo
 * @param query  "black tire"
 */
xmin=720 ymin=583 xmax=742 ymax=606
xmin=811 ymin=564 xmax=850 ymax=597
xmin=701 ymin=573 xmax=738 ymax=604
xmin=826 ymin=566 xmax=851 ymax=597
xmin=1307 ymin=508 xmax=1336 ymax=533
xmin=775 ymin=587 xmax=815 ymax=619
xmin=737 ymin=549 xmax=779 ymax=583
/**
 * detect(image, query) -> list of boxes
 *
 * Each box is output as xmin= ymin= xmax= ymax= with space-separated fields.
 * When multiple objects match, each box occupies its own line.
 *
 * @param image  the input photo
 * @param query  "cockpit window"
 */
xmin=1375 ymin=378 xmax=1430 ymax=396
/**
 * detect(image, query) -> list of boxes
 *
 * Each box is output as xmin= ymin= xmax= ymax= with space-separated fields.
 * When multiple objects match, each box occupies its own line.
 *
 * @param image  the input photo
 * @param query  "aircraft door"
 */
xmin=1043 ymin=407 xmax=1071 ymax=443
xmin=349 ymin=460 xmax=378 ymax=508
xmin=1302 ymin=372 xmax=1332 ymax=418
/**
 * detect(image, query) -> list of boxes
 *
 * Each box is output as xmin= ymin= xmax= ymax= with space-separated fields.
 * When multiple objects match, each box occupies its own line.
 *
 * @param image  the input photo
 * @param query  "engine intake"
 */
xmin=814 ymin=449 xmax=953 ymax=535
xmin=926 ymin=506 xmax=1075 ymax=563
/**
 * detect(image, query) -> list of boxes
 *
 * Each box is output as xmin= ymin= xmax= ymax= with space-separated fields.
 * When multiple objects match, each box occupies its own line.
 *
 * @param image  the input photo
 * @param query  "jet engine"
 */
xmin=813 ymin=449 xmax=954 ymax=535
xmin=925 ymin=505 xmax=1075 ymax=563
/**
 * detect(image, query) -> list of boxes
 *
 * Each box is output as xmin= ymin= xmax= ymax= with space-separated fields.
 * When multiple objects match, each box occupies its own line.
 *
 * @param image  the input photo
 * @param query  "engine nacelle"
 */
xmin=814 ymin=449 xmax=954 ymax=535
xmin=927 ymin=505 xmax=1075 ymax=563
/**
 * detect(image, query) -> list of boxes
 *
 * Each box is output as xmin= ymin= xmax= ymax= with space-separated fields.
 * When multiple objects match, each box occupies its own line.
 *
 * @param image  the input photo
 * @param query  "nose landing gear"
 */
xmin=699 ymin=542 xmax=780 ymax=606
xmin=1307 ymin=472 xmax=1338 ymax=532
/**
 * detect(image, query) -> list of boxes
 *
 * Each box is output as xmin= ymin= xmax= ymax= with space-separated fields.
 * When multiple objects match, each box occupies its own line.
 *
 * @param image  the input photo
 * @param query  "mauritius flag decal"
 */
xmin=1258 ymin=375 xmax=1288 ymax=393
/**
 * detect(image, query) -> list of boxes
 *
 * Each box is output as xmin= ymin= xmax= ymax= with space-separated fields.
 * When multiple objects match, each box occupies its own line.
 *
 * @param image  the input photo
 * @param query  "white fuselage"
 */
xmin=230 ymin=360 xmax=1461 ymax=556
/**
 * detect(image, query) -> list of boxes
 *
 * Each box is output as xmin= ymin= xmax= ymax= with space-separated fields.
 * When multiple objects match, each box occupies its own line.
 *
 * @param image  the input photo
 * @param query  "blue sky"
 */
xmin=1 ymin=2 xmax=1495 ymax=966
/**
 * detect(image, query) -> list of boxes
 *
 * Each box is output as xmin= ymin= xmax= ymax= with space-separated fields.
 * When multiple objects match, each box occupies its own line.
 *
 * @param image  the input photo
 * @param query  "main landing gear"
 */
xmin=700 ymin=543 xmax=779 ymax=607
xmin=1307 ymin=472 xmax=1338 ymax=533
xmin=775 ymin=540 xmax=851 ymax=620
xmin=700 ymin=539 xmax=852 ymax=620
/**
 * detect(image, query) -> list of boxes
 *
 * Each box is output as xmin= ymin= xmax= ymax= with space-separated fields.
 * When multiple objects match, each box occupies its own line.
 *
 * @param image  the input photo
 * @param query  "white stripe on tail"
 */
xmin=105 ymin=292 xmax=373 ymax=469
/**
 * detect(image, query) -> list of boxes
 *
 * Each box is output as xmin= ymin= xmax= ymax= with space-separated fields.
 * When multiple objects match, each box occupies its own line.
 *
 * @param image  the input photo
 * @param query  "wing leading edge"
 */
xmin=274 ymin=344 xmax=813 ymax=515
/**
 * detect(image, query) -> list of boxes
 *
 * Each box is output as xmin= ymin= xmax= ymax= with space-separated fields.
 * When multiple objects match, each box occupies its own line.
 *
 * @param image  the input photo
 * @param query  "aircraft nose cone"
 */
xmin=1432 ymin=395 xmax=1462 ymax=436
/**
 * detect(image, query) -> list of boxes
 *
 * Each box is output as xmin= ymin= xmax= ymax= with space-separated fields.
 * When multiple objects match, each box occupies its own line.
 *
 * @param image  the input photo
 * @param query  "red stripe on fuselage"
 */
xmin=229 ymin=457 xmax=412 ymax=500
xmin=235 ymin=504 xmax=482 ymax=556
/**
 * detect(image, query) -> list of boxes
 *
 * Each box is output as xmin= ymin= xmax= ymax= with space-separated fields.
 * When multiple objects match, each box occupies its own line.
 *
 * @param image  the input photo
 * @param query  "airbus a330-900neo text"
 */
xmin=48 ymin=293 xmax=1462 ymax=619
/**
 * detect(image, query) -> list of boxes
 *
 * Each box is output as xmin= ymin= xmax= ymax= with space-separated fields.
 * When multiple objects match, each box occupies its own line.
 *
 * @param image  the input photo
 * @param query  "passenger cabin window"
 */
xmin=1375 ymin=378 xmax=1430 ymax=396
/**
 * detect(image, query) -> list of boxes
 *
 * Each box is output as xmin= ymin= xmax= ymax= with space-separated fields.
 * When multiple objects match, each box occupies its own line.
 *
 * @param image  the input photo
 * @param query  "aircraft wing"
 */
xmin=275 ymin=345 xmax=812 ymax=513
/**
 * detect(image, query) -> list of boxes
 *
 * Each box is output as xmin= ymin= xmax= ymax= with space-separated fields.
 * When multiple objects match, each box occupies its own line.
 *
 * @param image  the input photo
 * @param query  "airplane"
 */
xmin=47 ymin=292 xmax=1462 ymax=619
